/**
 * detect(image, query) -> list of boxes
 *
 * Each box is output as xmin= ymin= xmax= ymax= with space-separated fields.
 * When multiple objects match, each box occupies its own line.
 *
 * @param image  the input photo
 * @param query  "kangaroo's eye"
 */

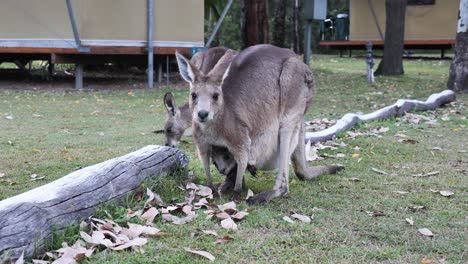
xmin=212 ymin=93 xmax=219 ymax=101
xmin=191 ymin=93 xmax=197 ymax=100
xmin=223 ymin=154 xmax=230 ymax=161
xmin=166 ymin=128 xmax=172 ymax=134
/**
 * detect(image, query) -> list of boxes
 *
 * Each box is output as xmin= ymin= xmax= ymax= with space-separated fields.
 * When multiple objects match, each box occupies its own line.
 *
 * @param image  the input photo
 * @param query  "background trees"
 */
xmin=447 ymin=0 xmax=468 ymax=93
xmin=374 ymin=0 xmax=407 ymax=76
xmin=204 ymin=0 xmax=348 ymax=51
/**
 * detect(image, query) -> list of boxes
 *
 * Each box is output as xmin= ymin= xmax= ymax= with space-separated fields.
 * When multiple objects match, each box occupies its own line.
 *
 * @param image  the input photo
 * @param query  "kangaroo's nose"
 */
xmin=198 ymin=110 xmax=209 ymax=121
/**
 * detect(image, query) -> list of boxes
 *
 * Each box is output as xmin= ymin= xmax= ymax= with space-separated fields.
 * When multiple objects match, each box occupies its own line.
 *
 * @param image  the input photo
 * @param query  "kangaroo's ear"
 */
xmin=176 ymin=51 xmax=200 ymax=85
xmin=208 ymin=49 xmax=237 ymax=82
xmin=190 ymin=51 xmax=204 ymax=70
xmin=164 ymin=92 xmax=177 ymax=116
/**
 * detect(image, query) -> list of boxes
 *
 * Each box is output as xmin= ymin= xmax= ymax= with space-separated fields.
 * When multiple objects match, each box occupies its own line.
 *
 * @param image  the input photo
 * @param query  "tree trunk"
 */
xmin=0 ymin=145 xmax=189 ymax=260
xmin=375 ymin=0 xmax=407 ymax=76
xmin=241 ymin=0 xmax=269 ymax=49
xmin=292 ymin=0 xmax=302 ymax=54
xmin=447 ymin=0 xmax=468 ymax=94
xmin=272 ymin=0 xmax=287 ymax=47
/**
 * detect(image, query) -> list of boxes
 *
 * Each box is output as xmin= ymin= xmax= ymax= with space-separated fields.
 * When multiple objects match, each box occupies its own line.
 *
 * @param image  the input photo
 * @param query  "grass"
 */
xmin=0 ymin=55 xmax=467 ymax=263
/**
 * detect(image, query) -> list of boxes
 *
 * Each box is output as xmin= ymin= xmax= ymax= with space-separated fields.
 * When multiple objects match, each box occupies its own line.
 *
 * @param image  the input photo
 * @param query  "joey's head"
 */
xmin=161 ymin=92 xmax=187 ymax=148
xmin=176 ymin=50 xmax=235 ymax=125
xmin=211 ymin=146 xmax=237 ymax=176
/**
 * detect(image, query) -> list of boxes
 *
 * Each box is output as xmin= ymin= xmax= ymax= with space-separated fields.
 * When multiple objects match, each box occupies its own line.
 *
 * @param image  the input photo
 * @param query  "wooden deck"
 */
xmin=319 ymin=39 xmax=455 ymax=58
xmin=319 ymin=39 xmax=455 ymax=48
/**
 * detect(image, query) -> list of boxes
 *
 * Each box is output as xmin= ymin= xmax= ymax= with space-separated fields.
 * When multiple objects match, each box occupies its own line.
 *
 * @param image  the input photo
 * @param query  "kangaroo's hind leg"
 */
xmin=247 ymin=121 xmax=298 ymax=205
xmin=292 ymin=121 xmax=344 ymax=180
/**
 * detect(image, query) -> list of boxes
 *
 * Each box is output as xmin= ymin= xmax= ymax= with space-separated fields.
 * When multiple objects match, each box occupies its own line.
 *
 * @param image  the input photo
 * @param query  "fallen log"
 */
xmin=0 ymin=145 xmax=189 ymax=260
xmin=305 ymin=89 xmax=456 ymax=143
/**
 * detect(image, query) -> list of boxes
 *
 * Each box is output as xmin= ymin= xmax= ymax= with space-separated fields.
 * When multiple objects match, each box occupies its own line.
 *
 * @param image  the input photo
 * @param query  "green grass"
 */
xmin=0 ymin=55 xmax=467 ymax=263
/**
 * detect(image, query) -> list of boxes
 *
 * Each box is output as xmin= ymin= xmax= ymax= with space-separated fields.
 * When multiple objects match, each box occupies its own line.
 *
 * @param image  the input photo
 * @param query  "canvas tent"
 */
xmin=0 ymin=0 xmax=205 ymax=88
xmin=319 ymin=0 xmax=459 ymax=57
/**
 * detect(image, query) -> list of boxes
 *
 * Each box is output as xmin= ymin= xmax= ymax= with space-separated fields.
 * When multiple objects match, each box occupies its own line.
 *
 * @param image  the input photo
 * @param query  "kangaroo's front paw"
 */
xmin=330 ymin=165 xmax=345 ymax=174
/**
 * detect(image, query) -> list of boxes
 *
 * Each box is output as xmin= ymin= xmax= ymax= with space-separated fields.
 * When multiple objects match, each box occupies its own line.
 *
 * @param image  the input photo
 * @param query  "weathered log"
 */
xmin=0 ymin=145 xmax=188 ymax=260
xmin=305 ymin=89 xmax=456 ymax=143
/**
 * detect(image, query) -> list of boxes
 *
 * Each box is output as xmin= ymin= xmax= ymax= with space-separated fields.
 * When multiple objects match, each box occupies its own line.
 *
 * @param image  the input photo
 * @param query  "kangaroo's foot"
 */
xmin=218 ymin=168 xmax=247 ymax=194
xmin=296 ymin=165 xmax=344 ymax=181
xmin=246 ymin=187 xmax=288 ymax=206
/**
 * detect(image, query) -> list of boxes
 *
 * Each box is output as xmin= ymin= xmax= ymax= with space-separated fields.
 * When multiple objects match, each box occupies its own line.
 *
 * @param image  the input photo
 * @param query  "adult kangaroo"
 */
xmin=176 ymin=44 xmax=343 ymax=204
xmin=156 ymin=47 xmax=237 ymax=147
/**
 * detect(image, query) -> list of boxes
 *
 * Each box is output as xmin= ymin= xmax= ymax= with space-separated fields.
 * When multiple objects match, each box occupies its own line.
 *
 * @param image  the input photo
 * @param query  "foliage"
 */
xmin=204 ymin=0 xmax=349 ymax=52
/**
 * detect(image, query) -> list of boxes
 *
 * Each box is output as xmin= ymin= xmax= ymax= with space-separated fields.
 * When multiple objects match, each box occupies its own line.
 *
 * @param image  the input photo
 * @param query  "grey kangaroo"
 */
xmin=176 ymin=44 xmax=343 ymax=205
xmin=155 ymin=47 xmax=237 ymax=147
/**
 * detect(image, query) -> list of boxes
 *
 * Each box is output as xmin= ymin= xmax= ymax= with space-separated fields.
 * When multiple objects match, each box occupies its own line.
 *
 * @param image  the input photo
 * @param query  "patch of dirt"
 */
xmin=0 ymin=66 xmax=185 ymax=91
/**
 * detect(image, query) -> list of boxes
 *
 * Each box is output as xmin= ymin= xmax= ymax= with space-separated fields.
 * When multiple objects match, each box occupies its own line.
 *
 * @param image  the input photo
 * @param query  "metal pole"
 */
xmin=65 ymin=0 xmax=89 ymax=53
xmin=205 ymin=0 xmax=233 ymax=49
xmin=147 ymin=0 xmax=154 ymax=89
xmin=158 ymin=60 xmax=163 ymax=84
xmin=304 ymin=20 xmax=312 ymax=65
xmin=166 ymin=55 xmax=169 ymax=86
xmin=366 ymin=41 xmax=375 ymax=84
xmin=75 ymin=64 xmax=83 ymax=89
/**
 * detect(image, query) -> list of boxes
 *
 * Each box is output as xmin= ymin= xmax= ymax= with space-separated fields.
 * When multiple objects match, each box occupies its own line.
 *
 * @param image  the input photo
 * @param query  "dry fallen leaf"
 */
xmin=420 ymin=257 xmax=437 ymax=264
xmin=371 ymin=168 xmax=388 ymax=175
xmin=218 ymin=201 xmax=237 ymax=212
xmin=32 ymin=260 xmax=50 ymax=264
xmin=215 ymin=212 xmax=231 ymax=220
xmin=232 ymin=211 xmax=248 ymax=220
xmin=418 ymin=228 xmax=434 ymax=237
xmin=393 ymin=191 xmax=409 ymax=195
xmin=408 ymin=205 xmax=426 ymax=212
xmin=201 ymin=230 xmax=218 ymax=237
xmin=398 ymin=138 xmax=418 ymax=144
xmin=112 ymin=237 xmax=147 ymax=251
xmin=221 ymin=217 xmax=238 ymax=230
xmin=14 ymin=251 xmax=24 ymax=264
xmin=405 ymin=217 xmax=414 ymax=226
xmin=184 ymin=247 xmax=215 ymax=262
xmin=439 ymin=190 xmax=454 ymax=197
xmin=141 ymin=207 xmax=159 ymax=225
xmin=305 ymin=141 xmax=322 ymax=161
xmin=291 ymin=213 xmax=312 ymax=223
xmin=348 ymin=177 xmax=361 ymax=182
xmin=412 ymin=171 xmax=440 ymax=177
xmin=162 ymin=213 xmax=198 ymax=225
xmin=365 ymin=211 xmax=386 ymax=217
xmin=214 ymin=236 xmax=233 ymax=245
xmin=0 ymin=172 xmax=5 ymax=178
xmin=55 ymin=241 xmax=94 ymax=263
xmin=246 ymin=189 xmax=254 ymax=200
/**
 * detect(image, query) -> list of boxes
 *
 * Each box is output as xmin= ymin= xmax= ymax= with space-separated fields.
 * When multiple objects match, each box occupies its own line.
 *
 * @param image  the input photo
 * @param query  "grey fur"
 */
xmin=176 ymin=44 xmax=343 ymax=205
xmin=162 ymin=47 xmax=237 ymax=147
